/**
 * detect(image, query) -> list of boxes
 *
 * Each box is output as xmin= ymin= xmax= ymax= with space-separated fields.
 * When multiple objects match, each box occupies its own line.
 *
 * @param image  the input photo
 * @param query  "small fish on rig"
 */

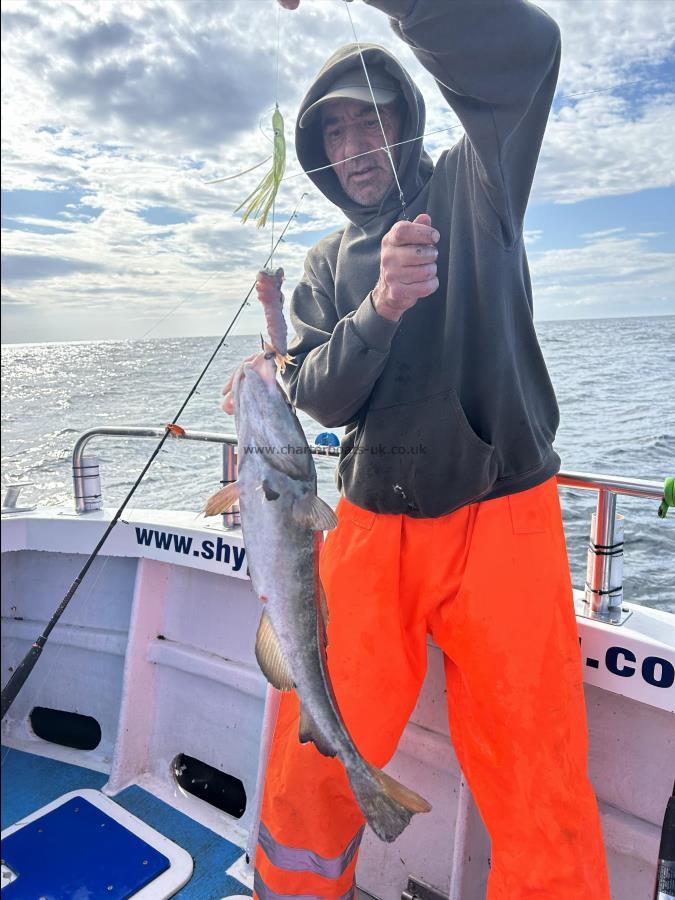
xmin=255 ymin=267 xmax=294 ymax=372
xmin=205 ymin=349 xmax=431 ymax=842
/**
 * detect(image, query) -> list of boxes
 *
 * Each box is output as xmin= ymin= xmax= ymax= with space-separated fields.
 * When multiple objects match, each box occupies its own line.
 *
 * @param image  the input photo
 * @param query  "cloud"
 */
xmin=0 ymin=288 xmax=35 ymax=310
xmin=1 ymin=0 xmax=674 ymax=342
xmin=61 ymin=20 xmax=134 ymax=61
xmin=580 ymin=227 xmax=626 ymax=241
xmin=0 ymin=7 xmax=40 ymax=32
xmin=529 ymin=232 xmax=675 ymax=319
xmin=2 ymin=254 xmax=106 ymax=281
xmin=524 ymin=229 xmax=543 ymax=246
xmin=5 ymin=1 xmax=290 ymax=154
xmin=1 ymin=217 xmax=74 ymax=235
xmin=534 ymin=91 xmax=675 ymax=204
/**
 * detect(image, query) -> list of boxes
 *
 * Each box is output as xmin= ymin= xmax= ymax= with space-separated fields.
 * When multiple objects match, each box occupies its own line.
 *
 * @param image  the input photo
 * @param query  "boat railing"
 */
xmin=70 ymin=426 xmax=671 ymax=627
xmin=72 ymin=425 xmax=241 ymax=515
xmin=556 ymin=472 xmax=666 ymax=624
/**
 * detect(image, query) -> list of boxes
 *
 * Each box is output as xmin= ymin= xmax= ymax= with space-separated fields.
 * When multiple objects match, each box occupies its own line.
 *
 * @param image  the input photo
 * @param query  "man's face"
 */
xmin=321 ymin=98 xmax=401 ymax=206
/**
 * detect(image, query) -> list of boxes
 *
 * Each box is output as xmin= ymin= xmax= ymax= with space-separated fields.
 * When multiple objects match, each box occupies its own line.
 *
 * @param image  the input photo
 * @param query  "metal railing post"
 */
xmin=222 ymin=443 xmax=240 ymax=528
xmin=72 ymin=455 xmax=102 ymax=513
xmin=585 ymin=488 xmax=624 ymax=617
xmin=556 ymin=471 xmax=666 ymax=625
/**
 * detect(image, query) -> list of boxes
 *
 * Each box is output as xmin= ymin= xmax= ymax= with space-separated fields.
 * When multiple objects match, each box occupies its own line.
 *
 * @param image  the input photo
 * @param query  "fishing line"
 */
xmin=282 ymin=124 xmax=464 ymax=182
xmin=2 ymin=22 xmax=649 ymax=721
xmin=275 ymin=2 xmax=282 ymax=108
xmin=206 ymin=154 xmax=272 ymax=185
xmin=563 ymin=80 xmax=642 ymax=100
xmin=137 ymin=268 xmax=229 ymax=341
xmin=278 ymin=77 xmax=644 ymax=184
xmin=271 ymin=3 xmax=282 ymax=268
xmin=0 ymin=193 xmax=307 ymax=722
xmin=141 ymin=71 xmax=626 ymax=343
xmin=344 ymin=0 xmax=408 ymax=219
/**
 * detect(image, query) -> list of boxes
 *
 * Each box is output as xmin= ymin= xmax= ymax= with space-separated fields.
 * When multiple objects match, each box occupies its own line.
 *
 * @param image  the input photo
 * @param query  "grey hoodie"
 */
xmin=282 ymin=0 xmax=562 ymax=518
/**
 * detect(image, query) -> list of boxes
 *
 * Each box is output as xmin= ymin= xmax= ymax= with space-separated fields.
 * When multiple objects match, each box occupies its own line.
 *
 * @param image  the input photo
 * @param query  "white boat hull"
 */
xmin=2 ymin=507 xmax=673 ymax=899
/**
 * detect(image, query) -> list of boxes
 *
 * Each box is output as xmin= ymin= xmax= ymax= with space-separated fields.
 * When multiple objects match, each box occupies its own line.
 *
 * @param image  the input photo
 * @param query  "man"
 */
xmin=248 ymin=1 xmax=612 ymax=897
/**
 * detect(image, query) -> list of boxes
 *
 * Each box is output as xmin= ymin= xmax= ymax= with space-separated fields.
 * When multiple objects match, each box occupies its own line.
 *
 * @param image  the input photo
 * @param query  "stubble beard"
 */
xmin=342 ymin=175 xmax=394 ymax=206
xmin=337 ymin=154 xmax=395 ymax=207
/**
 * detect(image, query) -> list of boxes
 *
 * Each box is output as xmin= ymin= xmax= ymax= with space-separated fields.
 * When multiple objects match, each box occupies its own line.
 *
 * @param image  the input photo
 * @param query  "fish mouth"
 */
xmin=240 ymin=354 xmax=277 ymax=392
xmin=231 ymin=360 xmax=259 ymax=405
xmin=231 ymin=351 xmax=277 ymax=417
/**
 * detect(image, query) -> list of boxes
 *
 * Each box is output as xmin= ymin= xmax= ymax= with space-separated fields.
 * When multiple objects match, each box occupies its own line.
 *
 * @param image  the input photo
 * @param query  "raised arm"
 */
xmin=364 ymin=0 xmax=561 ymax=247
xmin=281 ymin=218 xmax=439 ymax=427
xmin=281 ymin=251 xmax=399 ymax=428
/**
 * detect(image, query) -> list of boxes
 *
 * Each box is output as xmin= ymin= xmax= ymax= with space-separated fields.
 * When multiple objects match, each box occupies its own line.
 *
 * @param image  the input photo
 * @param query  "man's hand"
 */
xmin=372 ymin=214 xmax=440 ymax=322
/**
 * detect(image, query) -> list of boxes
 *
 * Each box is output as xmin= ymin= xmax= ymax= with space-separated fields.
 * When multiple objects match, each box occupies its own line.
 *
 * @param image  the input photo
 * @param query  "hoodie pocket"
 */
xmin=340 ymin=389 xmax=498 ymax=517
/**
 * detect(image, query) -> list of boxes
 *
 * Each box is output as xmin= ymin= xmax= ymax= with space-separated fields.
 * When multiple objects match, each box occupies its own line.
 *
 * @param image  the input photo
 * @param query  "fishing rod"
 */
xmin=1 ymin=0 xmax=651 ymax=720
xmin=0 ymin=194 xmax=306 ymax=723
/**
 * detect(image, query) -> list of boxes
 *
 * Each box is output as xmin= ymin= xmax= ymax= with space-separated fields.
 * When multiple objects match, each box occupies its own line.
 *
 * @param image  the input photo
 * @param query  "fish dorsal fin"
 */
xmin=255 ymin=610 xmax=294 ymax=691
xmin=292 ymin=493 xmax=338 ymax=531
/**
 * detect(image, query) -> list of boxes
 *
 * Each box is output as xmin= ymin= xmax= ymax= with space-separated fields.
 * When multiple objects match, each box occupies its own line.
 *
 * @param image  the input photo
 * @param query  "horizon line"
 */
xmin=2 ymin=311 xmax=674 ymax=347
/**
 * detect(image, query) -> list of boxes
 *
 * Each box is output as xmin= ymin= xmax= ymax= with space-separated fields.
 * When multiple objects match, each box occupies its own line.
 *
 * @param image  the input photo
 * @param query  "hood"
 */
xmin=295 ymin=43 xmax=433 ymax=227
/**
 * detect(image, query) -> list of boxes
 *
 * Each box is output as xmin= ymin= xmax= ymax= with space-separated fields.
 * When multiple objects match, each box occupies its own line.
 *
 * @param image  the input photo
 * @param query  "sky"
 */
xmin=1 ymin=0 xmax=674 ymax=344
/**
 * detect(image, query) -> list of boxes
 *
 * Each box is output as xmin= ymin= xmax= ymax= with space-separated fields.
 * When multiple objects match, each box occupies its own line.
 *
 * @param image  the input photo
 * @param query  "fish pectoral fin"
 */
xmin=255 ymin=610 xmax=294 ymax=691
xmin=298 ymin=705 xmax=337 ymax=758
xmin=204 ymin=482 xmax=240 ymax=516
xmin=292 ymin=493 xmax=338 ymax=531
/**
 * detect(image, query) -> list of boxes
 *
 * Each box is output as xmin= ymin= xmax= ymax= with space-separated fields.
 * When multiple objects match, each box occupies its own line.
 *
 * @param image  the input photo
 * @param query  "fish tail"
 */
xmin=348 ymin=762 xmax=432 ymax=843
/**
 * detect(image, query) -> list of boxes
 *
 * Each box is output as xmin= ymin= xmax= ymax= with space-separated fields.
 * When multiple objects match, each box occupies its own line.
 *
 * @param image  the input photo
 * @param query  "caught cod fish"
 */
xmin=205 ymin=348 xmax=431 ymax=842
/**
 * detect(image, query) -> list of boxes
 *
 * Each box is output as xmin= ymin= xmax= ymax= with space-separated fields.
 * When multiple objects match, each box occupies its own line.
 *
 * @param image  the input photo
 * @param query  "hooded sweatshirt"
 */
xmin=282 ymin=0 xmax=562 ymax=519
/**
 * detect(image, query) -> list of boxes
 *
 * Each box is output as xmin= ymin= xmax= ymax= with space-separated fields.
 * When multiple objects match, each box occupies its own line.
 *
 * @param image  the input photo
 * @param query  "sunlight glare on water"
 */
xmin=2 ymin=316 xmax=674 ymax=612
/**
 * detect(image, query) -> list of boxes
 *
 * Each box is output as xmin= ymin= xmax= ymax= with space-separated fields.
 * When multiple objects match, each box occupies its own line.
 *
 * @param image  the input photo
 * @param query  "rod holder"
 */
xmin=583 ymin=488 xmax=626 ymax=623
xmin=73 ymin=455 xmax=102 ymax=513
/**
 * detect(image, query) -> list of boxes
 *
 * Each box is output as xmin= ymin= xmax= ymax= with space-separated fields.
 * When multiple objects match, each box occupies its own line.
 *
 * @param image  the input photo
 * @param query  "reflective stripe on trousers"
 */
xmin=253 ymin=819 xmax=363 ymax=899
xmin=254 ymin=477 xmax=611 ymax=899
xmin=254 ymin=868 xmax=355 ymax=899
xmin=258 ymin=821 xmax=364 ymax=879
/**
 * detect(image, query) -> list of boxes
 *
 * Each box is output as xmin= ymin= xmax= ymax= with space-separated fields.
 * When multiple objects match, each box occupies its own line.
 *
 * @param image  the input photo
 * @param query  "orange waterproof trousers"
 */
xmin=253 ymin=477 xmax=610 ymax=899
